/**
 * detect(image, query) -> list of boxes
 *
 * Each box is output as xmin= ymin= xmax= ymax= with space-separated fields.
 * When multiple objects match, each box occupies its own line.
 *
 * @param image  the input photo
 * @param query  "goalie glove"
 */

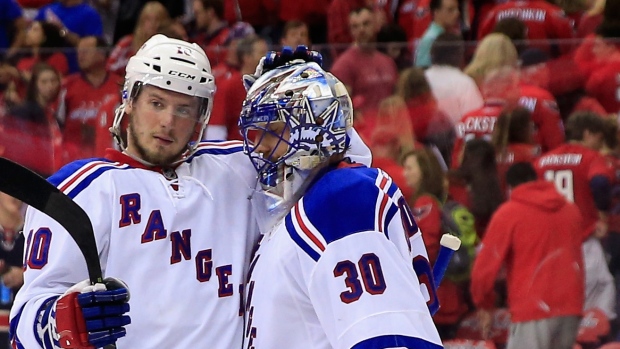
xmin=52 ymin=277 xmax=130 ymax=349
xmin=242 ymin=45 xmax=323 ymax=91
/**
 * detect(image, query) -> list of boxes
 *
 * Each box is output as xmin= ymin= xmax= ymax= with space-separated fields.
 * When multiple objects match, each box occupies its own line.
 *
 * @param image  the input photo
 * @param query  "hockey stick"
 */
xmin=0 ymin=157 xmax=103 ymax=285
xmin=432 ymin=234 xmax=461 ymax=287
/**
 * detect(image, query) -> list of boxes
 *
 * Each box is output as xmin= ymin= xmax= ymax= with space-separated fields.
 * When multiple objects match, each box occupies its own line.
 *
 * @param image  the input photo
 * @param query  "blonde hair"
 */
xmin=464 ymin=33 xmax=519 ymax=86
xmin=587 ymin=0 xmax=606 ymax=15
xmin=133 ymin=2 xmax=170 ymax=50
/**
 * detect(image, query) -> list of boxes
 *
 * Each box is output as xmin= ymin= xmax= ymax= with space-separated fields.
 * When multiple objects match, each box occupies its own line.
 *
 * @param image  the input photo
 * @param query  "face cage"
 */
xmin=242 ymin=102 xmax=346 ymax=188
xmin=241 ymin=105 xmax=297 ymax=188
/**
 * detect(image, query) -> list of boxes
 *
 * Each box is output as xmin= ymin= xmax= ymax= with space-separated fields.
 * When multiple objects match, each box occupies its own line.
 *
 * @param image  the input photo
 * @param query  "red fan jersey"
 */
xmin=478 ymin=0 xmax=574 ymax=53
xmin=573 ymin=96 xmax=608 ymax=116
xmin=58 ymin=72 xmax=122 ymax=159
xmin=519 ymin=84 xmax=564 ymax=152
xmin=107 ymin=35 xmax=134 ymax=77
xmin=398 ymin=0 xmax=431 ymax=42
xmin=224 ymin=0 xmax=277 ymax=27
xmin=585 ymin=60 xmax=620 ymax=114
xmin=94 ymin=96 xmax=120 ymax=158
xmin=497 ymin=143 xmax=541 ymax=193
xmin=209 ymin=70 xmax=245 ymax=141
xmin=535 ymin=143 xmax=613 ymax=239
xmin=452 ymin=101 xmax=504 ymax=167
xmin=192 ymin=26 xmax=230 ymax=66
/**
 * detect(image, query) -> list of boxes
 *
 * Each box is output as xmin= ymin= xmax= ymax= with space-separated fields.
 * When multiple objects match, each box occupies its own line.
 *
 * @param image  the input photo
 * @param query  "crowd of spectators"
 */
xmin=1 ymin=0 xmax=620 ymax=348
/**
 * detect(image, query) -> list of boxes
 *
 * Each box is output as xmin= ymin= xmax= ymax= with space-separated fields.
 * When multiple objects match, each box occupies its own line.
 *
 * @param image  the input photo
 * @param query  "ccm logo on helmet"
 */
xmin=169 ymin=70 xmax=196 ymax=80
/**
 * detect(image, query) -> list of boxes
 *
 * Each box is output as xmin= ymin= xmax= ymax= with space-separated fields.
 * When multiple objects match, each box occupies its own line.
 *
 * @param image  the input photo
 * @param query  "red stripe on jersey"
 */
xmin=377 ymin=175 xmax=389 ymax=232
xmin=379 ymin=176 xmax=388 ymax=189
xmin=197 ymin=140 xmax=243 ymax=149
xmin=59 ymin=161 xmax=109 ymax=192
xmin=294 ymin=203 xmax=325 ymax=251
xmin=377 ymin=193 xmax=389 ymax=233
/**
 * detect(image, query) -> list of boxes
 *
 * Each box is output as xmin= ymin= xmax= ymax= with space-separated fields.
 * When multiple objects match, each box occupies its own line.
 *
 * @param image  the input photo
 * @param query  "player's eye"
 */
xmin=173 ymin=106 xmax=199 ymax=120
xmin=150 ymin=100 xmax=164 ymax=109
xmin=175 ymin=106 xmax=191 ymax=116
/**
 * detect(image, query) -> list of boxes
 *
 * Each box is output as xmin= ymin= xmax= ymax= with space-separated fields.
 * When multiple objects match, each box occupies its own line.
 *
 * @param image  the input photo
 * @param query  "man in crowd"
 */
xmin=415 ymin=0 xmax=460 ymax=68
xmin=472 ymin=162 xmax=584 ymax=349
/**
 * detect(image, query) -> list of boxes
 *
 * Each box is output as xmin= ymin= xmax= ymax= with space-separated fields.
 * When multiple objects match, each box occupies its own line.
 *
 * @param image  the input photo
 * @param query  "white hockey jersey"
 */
xmin=243 ymin=164 xmax=443 ymax=349
xmin=10 ymin=141 xmax=261 ymax=349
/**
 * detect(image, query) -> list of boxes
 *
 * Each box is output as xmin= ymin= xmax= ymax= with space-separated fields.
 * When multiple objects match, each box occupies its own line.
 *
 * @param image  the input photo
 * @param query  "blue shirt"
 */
xmin=35 ymin=2 xmax=103 ymax=72
xmin=0 ymin=0 xmax=23 ymax=49
xmin=414 ymin=22 xmax=445 ymax=68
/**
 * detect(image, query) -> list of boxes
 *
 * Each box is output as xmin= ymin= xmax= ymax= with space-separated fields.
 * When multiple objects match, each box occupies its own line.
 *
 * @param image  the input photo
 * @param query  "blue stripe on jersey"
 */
xmin=65 ymin=164 xmax=135 ymax=199
xmin=352 ymin=335 xmax=443 ymax=349
xmin=191 ymin=146 xmax=244 ymax=157
xmin=382 ymin=179 xmax=401 ymax=240
xmin=386 ymin=180 xmax=399 ymax=198
xmin=384 ymin=203 xmax=399 ymax=239
xmin=301 ymin=166 xmax=393 ymax=245
xmin=48 ymin=158 xmax=109 ymax=187
xmin=285 ymin=213 xmax=321 ymax=261
xmin=9 ymin=304 xmax=25 ymax=349
xmin=188 ymin=141 xmax=244 ymax=160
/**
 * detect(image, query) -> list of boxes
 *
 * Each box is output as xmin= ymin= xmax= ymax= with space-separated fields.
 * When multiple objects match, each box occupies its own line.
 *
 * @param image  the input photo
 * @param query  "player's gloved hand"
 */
xmin=55 ymin=277 xmax=130 ymax=348
xmin=243 ymin=45 xmax=323 ymax=91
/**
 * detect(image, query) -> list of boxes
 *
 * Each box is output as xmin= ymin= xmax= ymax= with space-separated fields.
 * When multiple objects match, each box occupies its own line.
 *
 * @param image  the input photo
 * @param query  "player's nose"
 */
xmin=158 ymin=107 xmax=176 ymax=127
xmin=253 ymin=130 xmax=272 ymax=155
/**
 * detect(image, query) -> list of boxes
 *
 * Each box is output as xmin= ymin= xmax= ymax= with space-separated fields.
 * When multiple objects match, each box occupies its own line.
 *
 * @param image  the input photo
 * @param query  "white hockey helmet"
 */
xmin=111 ymin=34 xmax=216 ymax=157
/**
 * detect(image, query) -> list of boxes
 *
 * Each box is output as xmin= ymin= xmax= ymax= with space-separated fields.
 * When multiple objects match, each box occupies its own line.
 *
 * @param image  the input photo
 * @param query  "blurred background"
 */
xmin=1 ymin=0 xmax=620 ymax=348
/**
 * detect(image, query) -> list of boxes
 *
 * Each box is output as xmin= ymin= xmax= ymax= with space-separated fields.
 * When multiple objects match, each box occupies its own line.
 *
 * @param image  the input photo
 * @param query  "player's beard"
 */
xmin=127 ymin=114 xmax=192 ymax=166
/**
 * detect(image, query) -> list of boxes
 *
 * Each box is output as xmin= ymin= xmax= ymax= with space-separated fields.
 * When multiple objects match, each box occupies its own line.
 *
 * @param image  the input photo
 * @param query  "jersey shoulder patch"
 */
xmin=285 ymin=166 xmax=402 ymax=261
xmin=48 ymin=158 xmax=131 ymax=198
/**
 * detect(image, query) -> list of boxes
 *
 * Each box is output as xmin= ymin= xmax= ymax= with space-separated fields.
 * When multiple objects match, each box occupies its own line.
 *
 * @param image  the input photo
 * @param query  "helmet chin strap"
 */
xmin=285 ymin=155 xmax=323 ymax=171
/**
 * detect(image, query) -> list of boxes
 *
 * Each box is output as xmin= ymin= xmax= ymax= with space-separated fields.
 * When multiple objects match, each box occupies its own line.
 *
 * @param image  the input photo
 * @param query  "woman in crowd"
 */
xmin=448 ymin=139 xmax=504 ymax=237
xmin=9 ymin=62 xmax=60 ymax=124
xmin=6 ymin=63 xmax=62 ymax=175
xmin=6 ymin=20 xmax=69 ymax=105
xmin=402 ymin=147 xmax=470 ymax=339
xmin=14 ymin=20 xmax=70 ymax=82
xmin=492 ymin=106 xmax=540 ymax=193
xmin=464 ymin=33 xmax=519 ymax=88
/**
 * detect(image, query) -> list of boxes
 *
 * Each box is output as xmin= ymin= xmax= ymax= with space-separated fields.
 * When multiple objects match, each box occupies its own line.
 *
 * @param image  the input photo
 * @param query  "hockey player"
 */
xmin=8 ymin=37 xmax=371 ymax=349
xmin=239 ymin=55 xmax=443 ymax=348
xmin=9 ymin=33 xmax=257 ymax=349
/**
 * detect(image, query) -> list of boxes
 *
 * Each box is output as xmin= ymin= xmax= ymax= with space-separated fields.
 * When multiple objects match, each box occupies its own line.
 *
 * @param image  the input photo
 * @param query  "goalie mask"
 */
xmin=239 ymin=61 xmax=353 ymax=195
xmin=111 ymin=34 xmax=216 ymax=164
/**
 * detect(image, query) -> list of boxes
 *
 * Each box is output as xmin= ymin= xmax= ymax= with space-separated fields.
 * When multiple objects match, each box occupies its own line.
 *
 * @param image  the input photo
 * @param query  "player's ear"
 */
xmin=124 ymin=99 xmax=134 ymax=115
